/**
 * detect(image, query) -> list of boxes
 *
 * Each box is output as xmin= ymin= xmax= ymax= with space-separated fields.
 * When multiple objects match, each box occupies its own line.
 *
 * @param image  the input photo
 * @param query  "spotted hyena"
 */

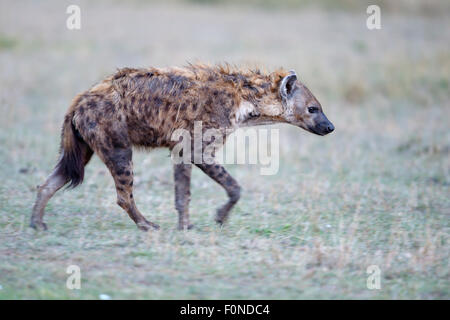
xmin=31 ymin=64 xmax=334 ymax=231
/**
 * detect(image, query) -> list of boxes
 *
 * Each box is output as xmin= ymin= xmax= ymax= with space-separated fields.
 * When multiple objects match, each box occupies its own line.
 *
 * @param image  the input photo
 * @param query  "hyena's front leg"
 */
xmin=195 ymin=163 xmax=241 ymax=225
xmin=173 ymin=163 xmax=193 ymax=230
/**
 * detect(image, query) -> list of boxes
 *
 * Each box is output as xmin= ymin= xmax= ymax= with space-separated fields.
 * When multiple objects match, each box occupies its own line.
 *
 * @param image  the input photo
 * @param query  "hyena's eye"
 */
xmin=308 ymin=106 xmax=319 ymax=114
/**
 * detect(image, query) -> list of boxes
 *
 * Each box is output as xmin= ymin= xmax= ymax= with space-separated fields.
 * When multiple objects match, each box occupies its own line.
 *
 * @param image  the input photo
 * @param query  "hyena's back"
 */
xmin=71 ymin=66 xmax=239 ymax=156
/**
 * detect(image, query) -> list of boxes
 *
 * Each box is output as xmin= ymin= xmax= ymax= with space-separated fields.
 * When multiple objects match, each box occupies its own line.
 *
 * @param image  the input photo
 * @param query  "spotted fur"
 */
xmin=31 ymin=63 xmax=331 ymax=231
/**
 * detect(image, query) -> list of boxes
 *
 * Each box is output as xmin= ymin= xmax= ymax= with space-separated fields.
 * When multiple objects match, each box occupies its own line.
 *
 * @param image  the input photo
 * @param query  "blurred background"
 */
xmin=0 ymin=0 xmax=448 ymax=299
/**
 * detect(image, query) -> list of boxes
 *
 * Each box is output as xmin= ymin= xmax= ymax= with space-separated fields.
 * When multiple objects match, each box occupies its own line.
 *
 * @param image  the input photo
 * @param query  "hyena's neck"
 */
xmin=230 ymin=68 xmax=290 ymax=128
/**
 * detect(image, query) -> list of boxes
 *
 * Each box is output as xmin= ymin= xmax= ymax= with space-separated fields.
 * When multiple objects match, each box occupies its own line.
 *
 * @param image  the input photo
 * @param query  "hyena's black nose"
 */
xmin=327 ymin=123 xmax=335 ymax=133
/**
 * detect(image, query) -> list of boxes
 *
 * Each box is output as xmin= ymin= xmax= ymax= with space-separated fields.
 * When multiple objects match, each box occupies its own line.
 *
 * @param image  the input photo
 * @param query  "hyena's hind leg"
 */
xmin=30 ymin=168 xmax=68 ymax=230
xmin=96 ymin=145 xmax=159 ymax=231
xmin=195 ymin=163 xmax=241 ymax=225
xmin=31 ymin=135 xmax=93 ymax=230
xmin=173 ymin=163 xmax=194 ymax=230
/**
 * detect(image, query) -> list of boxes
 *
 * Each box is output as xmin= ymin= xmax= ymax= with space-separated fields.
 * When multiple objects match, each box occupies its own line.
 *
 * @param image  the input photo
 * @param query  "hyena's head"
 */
xmin=278 ymin=71 xmax=334 ymax=136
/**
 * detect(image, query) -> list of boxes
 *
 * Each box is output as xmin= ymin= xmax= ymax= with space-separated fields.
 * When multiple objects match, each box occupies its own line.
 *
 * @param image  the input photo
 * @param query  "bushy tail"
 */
xmin=55 ymin=109 xmax=93 ymax=189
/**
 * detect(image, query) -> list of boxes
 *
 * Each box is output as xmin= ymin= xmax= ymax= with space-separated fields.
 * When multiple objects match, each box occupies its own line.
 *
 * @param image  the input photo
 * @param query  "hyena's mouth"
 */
xmin=308 ymin=127 xmax=326 ymax=136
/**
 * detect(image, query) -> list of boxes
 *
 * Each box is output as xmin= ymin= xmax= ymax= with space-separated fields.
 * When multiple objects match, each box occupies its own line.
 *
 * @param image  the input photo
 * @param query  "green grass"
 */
xmin=0 ymin=34 xmax=18 ymax=50
xmin=0 ymin=0 xmax=449 ymax=299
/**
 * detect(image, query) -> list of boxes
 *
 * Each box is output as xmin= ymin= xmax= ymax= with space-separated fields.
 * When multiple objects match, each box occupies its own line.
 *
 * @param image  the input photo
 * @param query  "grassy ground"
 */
xmin=0 ymin=0 xmax=449 ymax=299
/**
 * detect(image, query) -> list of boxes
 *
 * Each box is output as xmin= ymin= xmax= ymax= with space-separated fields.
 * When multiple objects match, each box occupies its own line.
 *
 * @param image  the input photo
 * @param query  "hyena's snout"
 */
xmin=313 ymin=113 xmax=335 ymax=136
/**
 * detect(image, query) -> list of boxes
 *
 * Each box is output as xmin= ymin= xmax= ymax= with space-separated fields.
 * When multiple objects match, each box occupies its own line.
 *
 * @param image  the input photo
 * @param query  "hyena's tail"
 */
xmin=55 ymin=98 xmax=93 ymax=189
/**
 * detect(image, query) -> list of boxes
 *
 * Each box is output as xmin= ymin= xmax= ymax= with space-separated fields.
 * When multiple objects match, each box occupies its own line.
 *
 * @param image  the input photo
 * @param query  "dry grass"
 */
xmin=0 ymin=0 xmax=448 ymax=299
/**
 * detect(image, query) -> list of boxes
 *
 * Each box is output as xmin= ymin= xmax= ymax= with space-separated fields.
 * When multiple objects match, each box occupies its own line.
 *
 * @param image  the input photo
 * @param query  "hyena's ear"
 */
xmin=279 ymin=71 xmax=297 ymax=100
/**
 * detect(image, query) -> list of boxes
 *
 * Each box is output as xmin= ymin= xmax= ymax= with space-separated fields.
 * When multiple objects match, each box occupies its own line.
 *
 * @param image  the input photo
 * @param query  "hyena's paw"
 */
xmin=137 ymin=220 xmax=160 ymax=231
xmin=30 ymin=220 xmax=48 ymax=231
xmin=215 ymin=217 xmax=225 ymax=226
xmin=215 ymin=208 xmax=229 ymax=225
xmin=177 ymin=223 xmax=194 ymax=231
